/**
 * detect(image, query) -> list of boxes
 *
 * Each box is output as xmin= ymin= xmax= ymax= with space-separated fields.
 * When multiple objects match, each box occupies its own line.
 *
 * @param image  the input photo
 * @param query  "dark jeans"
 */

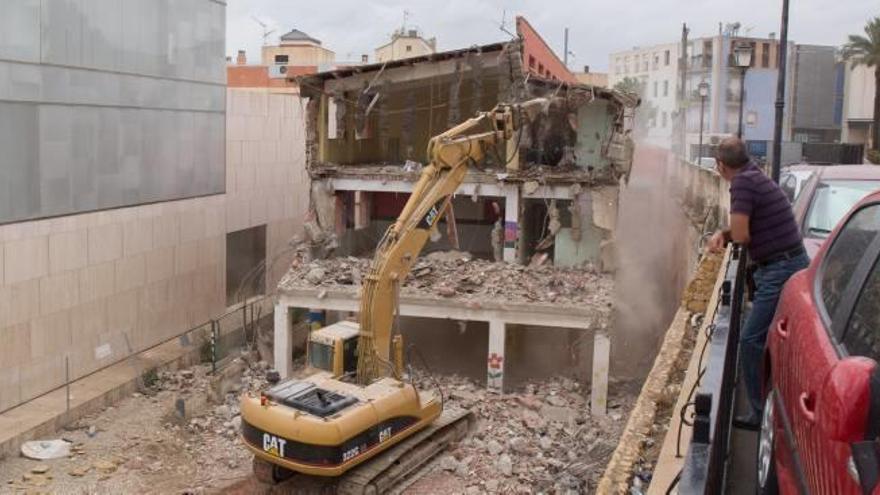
xmin=740 ymin=252 xmax=810 ymax=416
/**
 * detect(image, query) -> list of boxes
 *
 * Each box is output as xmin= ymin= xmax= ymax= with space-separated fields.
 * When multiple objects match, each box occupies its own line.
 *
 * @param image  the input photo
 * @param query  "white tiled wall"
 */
xmin=0 ymin=89 xmax=308 ymax=411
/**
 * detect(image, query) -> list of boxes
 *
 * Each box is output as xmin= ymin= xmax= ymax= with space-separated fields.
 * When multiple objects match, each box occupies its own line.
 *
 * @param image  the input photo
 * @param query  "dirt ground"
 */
xmin=0 ymin=358 xmax=635 ymax=495
xmin=0 ymin=362 xmax=261 ymax=495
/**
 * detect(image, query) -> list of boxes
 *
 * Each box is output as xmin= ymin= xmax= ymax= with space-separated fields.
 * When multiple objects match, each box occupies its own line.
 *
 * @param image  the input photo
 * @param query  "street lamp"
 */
xmin=698 ymin=81 xmax=710 ymax=165
xmin=733 ymin=42 xmax=753 ymax=138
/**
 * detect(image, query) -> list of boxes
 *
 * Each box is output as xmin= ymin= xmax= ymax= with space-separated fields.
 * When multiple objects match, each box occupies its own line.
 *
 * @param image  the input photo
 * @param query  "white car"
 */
xmin=779 ymin=165 xmax=818 ymax=203
xmin=696 ymin=157 xmax=716 ymax=169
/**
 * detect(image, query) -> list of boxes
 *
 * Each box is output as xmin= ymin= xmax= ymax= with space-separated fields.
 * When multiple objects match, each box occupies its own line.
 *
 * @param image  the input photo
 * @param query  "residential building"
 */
xmin=0 ymin=1 xmax=308 ymax=412
xmin=608 ymin=43 xmax=680 ymax=146
xmin=227 ymin=50 xmax=302 ymax=92
xmin=262 ymin=28 xmax=335 ymax=69
xmin=375 ymin=28 xmax=437 ymax=62
xmin=841 ymin=59 xmax=877 ymax=150
xmin=682 ymin=35 xmax=794 ymax=160
xmin=574 ymin=67 xmax=609 ymax=88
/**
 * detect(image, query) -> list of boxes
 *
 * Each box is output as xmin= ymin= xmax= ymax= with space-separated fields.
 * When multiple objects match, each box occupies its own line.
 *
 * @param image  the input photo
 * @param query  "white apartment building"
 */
xmin=608 ymin=43 xmax=680 ymax=147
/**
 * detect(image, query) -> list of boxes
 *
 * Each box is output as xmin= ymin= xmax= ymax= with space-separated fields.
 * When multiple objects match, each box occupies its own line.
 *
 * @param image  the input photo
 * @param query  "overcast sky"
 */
xmin=226 ymin=0 xmax=877 ymax=71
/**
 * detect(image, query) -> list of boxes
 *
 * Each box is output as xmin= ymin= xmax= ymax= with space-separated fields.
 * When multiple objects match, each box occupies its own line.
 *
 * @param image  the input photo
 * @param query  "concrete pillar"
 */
xmin=591 ymin=330 xmax=610 ymax=416
xmin=274 ymin=303 xmax=293 ymax=379
xmin=503 ymin=186 xmax=519 ymax=263
xmin=487 ymin=319 xmax=506 ymax=391
xmin=354 ymin=191 xmax=371 ymax=230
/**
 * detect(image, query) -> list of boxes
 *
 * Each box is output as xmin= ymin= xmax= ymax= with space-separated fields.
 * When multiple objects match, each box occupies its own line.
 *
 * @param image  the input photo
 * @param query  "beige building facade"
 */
xmin=0 ymin=89 xmax=308 ymax=412
xmin=842 ymin=60 xmax=877 ymax=148
xmin=375 ymin=29 xmax=437 ymax=62
xmin=261 ymin=28 xmax=335 ymax=67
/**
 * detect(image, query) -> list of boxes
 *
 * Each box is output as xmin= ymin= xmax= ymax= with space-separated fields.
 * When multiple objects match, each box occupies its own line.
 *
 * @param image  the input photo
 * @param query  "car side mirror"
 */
xmin=818 ymin=356 xmax=875 ymax=443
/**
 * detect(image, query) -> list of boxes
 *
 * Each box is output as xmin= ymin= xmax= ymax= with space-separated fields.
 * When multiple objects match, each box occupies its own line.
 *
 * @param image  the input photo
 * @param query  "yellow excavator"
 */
xmin=239 ymin=98 xmax=548 ymax=492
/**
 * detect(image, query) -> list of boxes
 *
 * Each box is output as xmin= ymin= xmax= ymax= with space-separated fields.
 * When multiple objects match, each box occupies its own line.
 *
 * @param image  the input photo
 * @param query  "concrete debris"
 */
xmin=20 ymin=440 xmax=71 ymax=460
xmin=279 ymin=248 xmax=613 ymax=311
xmin=408 ymin=374 xmax=633 ymax=493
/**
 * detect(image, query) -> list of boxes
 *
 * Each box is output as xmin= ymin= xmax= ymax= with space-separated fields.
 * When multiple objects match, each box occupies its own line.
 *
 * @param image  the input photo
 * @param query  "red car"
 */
xmin=759 ymin=190 xmax=880 ymax=494
xmin=790 ymin=165 xmax=880 ymax=258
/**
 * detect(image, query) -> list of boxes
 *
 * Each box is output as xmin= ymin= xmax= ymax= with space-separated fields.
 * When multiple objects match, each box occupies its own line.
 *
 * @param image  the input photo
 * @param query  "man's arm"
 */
xmin=706 ymin=213 xmax=750 ymax=253
xmin=729 ymin=213 xmax=750 ymax=244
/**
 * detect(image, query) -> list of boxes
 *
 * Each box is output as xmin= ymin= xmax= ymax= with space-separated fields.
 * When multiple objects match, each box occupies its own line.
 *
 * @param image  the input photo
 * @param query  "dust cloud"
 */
xmin=612 ymin=144 xmax=693 ymax=379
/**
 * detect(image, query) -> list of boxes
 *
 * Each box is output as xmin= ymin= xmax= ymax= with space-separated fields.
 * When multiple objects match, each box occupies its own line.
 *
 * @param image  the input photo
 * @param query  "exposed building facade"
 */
xmin=375 ymin=28 xmax=437 ymax=63
xmin=0 ymin=2 xmax=309 ymax=412
xmin=287 ymin=33 xmax=635 ymax=400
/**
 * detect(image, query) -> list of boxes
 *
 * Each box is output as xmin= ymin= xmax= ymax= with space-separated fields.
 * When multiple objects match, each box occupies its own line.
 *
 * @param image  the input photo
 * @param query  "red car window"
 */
xmin=820 ymin=205 xmax=880 ymax=327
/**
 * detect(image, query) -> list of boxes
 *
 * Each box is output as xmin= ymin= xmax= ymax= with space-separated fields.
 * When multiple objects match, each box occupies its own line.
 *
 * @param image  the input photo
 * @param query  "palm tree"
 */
xmin=842 ymin=16 xmax=880 ymax=153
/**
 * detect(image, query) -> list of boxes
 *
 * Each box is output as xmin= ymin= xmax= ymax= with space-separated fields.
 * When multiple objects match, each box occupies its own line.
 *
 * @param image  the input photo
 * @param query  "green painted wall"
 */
xmin=574 ymin=100 xmax=615 ymax=171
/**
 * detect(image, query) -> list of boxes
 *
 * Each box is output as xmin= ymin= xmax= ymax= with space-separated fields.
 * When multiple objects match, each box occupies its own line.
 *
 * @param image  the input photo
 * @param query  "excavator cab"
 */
xmin=306 ymin=320 xmax=404 ymax=380
xmin=305 ymin=321 xmax=360 ymax=378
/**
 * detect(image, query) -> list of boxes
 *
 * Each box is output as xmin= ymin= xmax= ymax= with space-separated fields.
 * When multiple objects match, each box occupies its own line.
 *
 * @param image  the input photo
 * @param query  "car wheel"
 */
xmin=757 ymin=389 xmax=779 ymax=495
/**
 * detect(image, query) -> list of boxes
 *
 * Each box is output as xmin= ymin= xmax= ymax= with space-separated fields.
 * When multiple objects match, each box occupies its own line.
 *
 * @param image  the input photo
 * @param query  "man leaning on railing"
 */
xmin=706 ymin=137 xmax=809 ymax=430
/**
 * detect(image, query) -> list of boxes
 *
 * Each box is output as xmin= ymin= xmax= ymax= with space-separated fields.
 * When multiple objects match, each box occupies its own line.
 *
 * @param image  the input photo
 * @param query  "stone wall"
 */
xmin=0 ymin=90 xmax=308 ymax=412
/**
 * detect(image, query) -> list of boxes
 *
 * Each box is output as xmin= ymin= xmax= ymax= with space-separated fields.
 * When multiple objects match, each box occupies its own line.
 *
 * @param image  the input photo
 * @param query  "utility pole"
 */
xmin=771 ymin=0 xmax=790 ymax=183
xmin=564 ymin=28 xmax=569 ymax=67
xmin=677 ymin=23 xmax=689 ymax=158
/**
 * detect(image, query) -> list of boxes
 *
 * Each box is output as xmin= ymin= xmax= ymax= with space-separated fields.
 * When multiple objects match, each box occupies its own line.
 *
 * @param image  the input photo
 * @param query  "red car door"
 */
xmin=771 ymin=203 xmax=880 ymax=493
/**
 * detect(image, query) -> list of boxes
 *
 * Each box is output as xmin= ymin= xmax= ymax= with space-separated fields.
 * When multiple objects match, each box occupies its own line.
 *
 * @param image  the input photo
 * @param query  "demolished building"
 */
xmin=273 ymin=32 xmax=640 ymax=414
xmin=298 ymin=38 xmax=639 ymax=268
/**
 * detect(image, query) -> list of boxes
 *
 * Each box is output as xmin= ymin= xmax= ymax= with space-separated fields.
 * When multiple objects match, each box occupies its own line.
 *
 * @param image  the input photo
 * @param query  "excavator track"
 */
xmin=252 ymin=407 xmax=474 ymax=494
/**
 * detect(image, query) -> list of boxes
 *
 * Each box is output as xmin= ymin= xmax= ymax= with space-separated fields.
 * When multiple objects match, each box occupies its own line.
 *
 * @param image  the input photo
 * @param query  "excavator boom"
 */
xmin=355 ymin=102 xmax=531 ymax=384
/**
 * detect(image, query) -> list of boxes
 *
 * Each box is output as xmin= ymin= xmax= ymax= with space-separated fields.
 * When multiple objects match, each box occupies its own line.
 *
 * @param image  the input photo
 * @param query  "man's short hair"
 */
xmin=715 ymin=137 xmax=750 ymax=168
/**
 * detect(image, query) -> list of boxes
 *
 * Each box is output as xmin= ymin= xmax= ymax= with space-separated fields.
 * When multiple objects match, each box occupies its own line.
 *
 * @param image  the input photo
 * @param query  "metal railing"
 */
xmin=678 ymin=244 xmax=748 ymax=493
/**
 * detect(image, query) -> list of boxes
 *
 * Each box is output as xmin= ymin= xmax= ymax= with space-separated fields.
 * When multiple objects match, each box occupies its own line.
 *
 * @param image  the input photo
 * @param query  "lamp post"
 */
xmin=733 ymin=42 xmax=753 ymax=139
xmin=698 ymin=81 xmax=710 ymax=165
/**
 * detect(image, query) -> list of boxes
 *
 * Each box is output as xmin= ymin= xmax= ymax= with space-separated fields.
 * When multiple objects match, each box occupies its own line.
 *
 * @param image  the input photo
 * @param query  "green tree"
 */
xmin=842 ymin=16 xmax=880 ymax=153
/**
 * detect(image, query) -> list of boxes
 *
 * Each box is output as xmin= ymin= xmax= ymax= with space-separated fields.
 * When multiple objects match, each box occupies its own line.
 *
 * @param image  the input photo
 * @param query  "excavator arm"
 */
xmin=355 ymin=99 xmax=546 ymax=384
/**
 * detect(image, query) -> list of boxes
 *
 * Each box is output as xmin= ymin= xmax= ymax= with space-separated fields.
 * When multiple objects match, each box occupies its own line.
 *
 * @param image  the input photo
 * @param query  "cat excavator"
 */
xmin=239 ymin=98 xmax=549 ymax=493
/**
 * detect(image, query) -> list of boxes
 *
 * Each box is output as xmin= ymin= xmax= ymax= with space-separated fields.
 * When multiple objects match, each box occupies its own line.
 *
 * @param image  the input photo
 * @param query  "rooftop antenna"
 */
xmin=402 ymin=10 xmax=411 ymax=33
xmin=498 ymin=9 xmax=516 ymax=39
xmin=251 ymin=16 xmax=275 ymax=46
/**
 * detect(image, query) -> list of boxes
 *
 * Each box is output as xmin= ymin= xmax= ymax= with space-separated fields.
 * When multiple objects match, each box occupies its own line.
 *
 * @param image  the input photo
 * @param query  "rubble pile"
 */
xmin=0 ymin=355 xmax=274 ymax=494
xmin=410 ymin=375 xmax=633 ymax=494
xmin=279 ymin=249 xmax=614 ymax=309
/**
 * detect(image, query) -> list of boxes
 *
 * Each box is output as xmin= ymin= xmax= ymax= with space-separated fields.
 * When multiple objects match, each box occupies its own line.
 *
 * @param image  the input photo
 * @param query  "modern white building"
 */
xmin=608 ymin=43 xmax=681 ymax=147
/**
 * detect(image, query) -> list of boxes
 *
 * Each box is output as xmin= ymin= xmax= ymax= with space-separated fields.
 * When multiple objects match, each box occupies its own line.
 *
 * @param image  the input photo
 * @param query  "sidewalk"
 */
xmin=0 ymin=335 xmax=201 ymax=459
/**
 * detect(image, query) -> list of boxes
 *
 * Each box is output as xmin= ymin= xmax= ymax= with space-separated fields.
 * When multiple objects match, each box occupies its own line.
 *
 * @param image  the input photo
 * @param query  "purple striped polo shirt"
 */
xmin=730 ymin=162 xmax=803 ymax=262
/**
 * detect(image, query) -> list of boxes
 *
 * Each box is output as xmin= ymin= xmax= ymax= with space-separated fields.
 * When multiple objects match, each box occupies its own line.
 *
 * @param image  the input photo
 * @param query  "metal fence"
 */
xmin=1 ymin=295 xmax=274 ymax=419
